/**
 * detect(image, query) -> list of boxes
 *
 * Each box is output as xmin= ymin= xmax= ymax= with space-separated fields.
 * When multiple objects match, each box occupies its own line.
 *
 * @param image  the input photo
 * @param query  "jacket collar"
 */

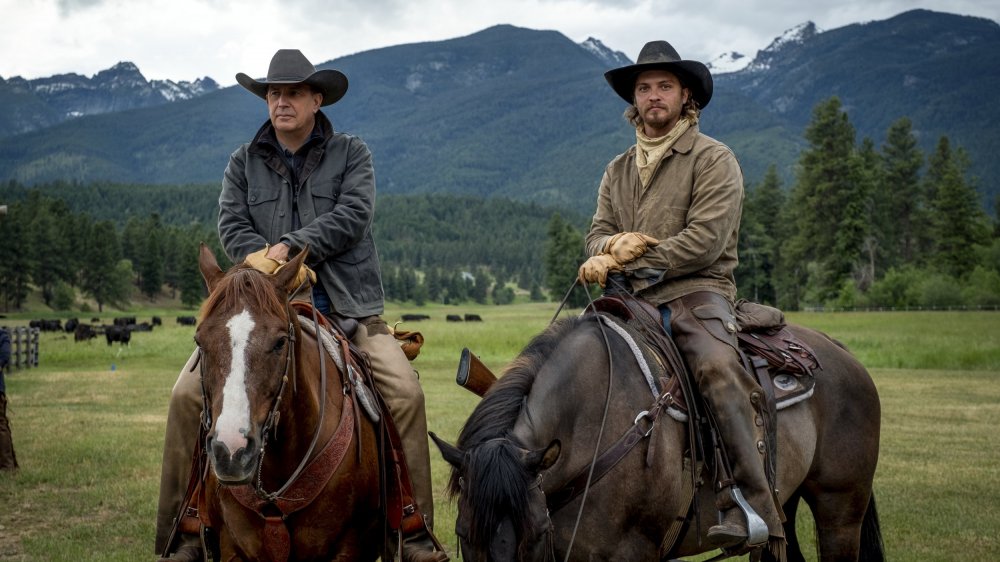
xmin=248 ymin=110 xmax=334 ymax=157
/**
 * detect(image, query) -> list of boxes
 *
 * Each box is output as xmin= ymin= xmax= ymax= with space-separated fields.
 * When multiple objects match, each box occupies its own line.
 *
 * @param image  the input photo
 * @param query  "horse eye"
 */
xmin=272 ymin=337 xmax=286 ymax=353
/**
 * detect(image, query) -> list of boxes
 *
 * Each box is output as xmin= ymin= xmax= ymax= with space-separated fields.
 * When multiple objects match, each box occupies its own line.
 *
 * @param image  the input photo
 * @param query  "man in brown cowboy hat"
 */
xmin=155 ymin=49 xmax=448 ymax=562
xmin=579 ymin=41 xmax=785 ymax=556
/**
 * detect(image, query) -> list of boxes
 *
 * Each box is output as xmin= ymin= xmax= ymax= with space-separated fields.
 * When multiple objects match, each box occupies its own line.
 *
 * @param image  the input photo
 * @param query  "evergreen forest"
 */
xmin=1 ymin=97 xmax=997 ymax=313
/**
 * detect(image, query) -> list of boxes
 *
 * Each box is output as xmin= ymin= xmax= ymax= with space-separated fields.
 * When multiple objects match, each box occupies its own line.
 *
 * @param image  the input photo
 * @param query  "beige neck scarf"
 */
xmin=635 ymin=117 xmax=693 ymax=188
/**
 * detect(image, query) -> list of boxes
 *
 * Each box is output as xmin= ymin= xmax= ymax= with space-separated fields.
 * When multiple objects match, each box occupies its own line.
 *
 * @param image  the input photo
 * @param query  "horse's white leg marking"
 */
xmin=215 ymin=309 xmax=254 ymax=456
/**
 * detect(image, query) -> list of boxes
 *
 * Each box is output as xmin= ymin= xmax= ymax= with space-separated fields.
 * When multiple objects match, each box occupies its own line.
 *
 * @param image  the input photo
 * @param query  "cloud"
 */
xmin=1 ymin=0 xmax=997 ymax=84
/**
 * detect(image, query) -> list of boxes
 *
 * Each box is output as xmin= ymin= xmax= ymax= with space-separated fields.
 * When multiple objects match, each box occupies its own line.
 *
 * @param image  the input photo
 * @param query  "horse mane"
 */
xmin=449 ymin=316 xmax=588 ymax=549
xmin=199 ymin=265 xmax=288 ymax=322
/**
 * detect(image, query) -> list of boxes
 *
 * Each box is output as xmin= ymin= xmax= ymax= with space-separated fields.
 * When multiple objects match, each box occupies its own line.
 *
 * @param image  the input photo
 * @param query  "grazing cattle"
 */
xmin=74 ymin=324 xmax=97 ymax=342
xmin=91 ymin=317 xmax=101 ymax=323
xmin=114 ymin=316 xmax=137 ymax=327
xmin=151 ymin=316 xmax=162 ymax=326
xmin=446 ymin=314 xmax=463 ymax=322
xmin=128 ymin=322 xmax=154 ymax=332
xmin=64 ymin=318 xmax=80 ymax=332
xmin=177 ymin=316 xmax=197 ymax=326
xmin=30 ymin=319 xmax=63 ymax=331
xmin=463 ymin=314 xmax=483 ymax=322
xmin=401 ymin=314 xmax=431 ymax=322
xmin=105 ymin=325 xmax=132 ymax=346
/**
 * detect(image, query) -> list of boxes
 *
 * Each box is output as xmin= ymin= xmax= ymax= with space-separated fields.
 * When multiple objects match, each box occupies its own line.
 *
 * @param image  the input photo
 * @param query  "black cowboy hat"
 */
xmin=236 ymin=49 xmax=348 ymax=107
xmin=604 ymin=41 xmax=713 ymax=109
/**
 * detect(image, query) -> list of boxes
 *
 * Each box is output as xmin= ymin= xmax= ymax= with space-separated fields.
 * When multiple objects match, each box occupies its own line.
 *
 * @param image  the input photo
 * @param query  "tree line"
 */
xmin=2 ymin=95 xmax=997 ymax=312
xmin=738 ymin=97 xmax=998 ymax=310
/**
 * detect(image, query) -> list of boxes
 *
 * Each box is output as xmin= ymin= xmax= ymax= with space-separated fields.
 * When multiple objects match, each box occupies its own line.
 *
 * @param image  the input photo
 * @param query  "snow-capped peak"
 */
xmin=580 ymin=37 xmax=632 ymax=68
xmin=706 ymin=51 xmax=751 ymax=74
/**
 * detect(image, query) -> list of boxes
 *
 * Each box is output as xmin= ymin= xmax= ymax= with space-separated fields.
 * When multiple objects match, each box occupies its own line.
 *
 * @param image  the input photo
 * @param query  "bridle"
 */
xmin=196 ymin=276 xmax=331 ymax=501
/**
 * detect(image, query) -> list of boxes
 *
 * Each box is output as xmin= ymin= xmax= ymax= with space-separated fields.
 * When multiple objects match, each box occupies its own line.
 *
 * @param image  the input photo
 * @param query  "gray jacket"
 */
xmin=218 ymin=112 xmax=385 ymax=318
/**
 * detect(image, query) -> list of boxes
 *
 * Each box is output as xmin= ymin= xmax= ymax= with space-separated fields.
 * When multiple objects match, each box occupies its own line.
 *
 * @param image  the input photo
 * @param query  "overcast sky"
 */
xmin=2 ymin=0 xmax=997 ymax=85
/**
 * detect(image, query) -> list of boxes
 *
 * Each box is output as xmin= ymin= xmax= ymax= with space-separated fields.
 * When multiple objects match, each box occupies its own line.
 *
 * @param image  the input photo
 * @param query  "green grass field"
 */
xmin=1 ymin=305 xmax=998 ymax=561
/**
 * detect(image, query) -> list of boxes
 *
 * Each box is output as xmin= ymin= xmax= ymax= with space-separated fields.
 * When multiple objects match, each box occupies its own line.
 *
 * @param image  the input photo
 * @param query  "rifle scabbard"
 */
xmin=456 ymin=347 xmax=497 ymax=397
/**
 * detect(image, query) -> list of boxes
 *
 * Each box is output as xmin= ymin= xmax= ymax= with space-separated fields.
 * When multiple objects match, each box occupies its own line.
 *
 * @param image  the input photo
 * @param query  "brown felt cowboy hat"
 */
xmin=236 ymin=49 xmax=348 ymax=107
xmin=604 ymin=40 xmax=713 ymax=109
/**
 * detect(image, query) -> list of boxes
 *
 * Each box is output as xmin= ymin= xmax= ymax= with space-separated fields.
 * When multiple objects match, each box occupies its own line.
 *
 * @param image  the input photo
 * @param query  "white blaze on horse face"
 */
xmin=215 ymin=309 xmax=255 ymax=455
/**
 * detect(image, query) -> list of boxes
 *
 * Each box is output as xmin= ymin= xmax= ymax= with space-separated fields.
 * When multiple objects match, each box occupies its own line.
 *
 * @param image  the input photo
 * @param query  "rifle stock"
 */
xmin=455 ymin=347 xmax=497 ymax=397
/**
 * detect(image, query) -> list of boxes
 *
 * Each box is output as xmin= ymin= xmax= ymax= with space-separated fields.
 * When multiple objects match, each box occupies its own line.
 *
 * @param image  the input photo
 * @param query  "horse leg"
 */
xmin=761 ymin=491 xmax=807 ymax=562
xmin=802 ymin=486 xmax=872 ymax=562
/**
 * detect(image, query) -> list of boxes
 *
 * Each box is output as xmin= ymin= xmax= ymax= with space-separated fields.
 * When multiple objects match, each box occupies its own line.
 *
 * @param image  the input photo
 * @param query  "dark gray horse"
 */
xmin=433 ymin=314 xmax=883 ymax=561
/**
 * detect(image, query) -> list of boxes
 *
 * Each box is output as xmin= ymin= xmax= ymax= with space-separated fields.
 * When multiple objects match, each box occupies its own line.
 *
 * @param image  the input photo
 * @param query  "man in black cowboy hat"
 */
xmin=579 ymin=41 xmax=785 ymax=556
xmin=155 ymin=49 xmax=448 ymax=562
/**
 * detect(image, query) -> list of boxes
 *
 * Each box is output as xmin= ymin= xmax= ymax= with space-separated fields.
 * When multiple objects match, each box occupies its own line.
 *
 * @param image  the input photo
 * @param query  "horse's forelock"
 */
xmin=200 ymin=267 xmax=288 ymax=324
xmin=464 ymin=439 xmax=533 ymax=549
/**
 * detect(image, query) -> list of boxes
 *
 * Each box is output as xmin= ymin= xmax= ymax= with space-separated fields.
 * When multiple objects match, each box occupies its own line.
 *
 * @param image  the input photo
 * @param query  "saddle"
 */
xmin=588 ymin=294 xmax=820 ymax=411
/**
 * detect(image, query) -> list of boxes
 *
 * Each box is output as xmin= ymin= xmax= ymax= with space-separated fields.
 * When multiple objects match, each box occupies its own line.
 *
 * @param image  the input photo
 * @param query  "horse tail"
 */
xmin=858 ymin=493 xmax=885 ymax=562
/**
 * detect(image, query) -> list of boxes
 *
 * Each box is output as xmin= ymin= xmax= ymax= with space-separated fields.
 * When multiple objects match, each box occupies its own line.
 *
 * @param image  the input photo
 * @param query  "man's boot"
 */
xmin=156 ymin=533 xmax=202 ymax=562
xmin=402 ymin=516 xmax=449 ymax=562
xmin=702 ymin=380 xmax=780 ymax=549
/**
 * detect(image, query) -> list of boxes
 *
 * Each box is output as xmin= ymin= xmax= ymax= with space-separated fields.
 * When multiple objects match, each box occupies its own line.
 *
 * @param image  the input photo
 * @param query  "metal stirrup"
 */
xmin=730 ymin=486 xmax=769 ymax=546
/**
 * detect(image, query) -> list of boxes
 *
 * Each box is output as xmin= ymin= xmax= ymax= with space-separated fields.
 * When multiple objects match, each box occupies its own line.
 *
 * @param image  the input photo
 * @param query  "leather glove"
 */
xmin=244 ymin=245 xmax=283 ymax=274
xmin=245 ymin=245 xmax=316 ymax=290
xmin=604 ymin=232 xmax=660 ymax=264
xmin=578 ymin=254 xmax=622 ymax=287
xmin=274 ymin=260 xmax=317 ymax=291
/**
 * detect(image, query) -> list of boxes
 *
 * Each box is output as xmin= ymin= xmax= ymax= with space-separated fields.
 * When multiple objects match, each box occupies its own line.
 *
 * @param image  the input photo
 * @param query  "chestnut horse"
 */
xmin=433 ymin=313 xmax=883 ymax=561
xmin=193 ymin=245 xmax=382 ymax=561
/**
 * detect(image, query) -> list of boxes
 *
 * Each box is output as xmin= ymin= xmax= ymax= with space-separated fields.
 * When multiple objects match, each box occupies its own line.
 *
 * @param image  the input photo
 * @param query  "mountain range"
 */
xmin=0 ymin=8 xmax=996 ymax=214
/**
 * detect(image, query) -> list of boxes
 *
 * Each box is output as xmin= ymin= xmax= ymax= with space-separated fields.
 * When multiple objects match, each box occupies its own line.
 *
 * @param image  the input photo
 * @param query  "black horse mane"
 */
xmin=448 ymin=315 xmax=588 ymax=549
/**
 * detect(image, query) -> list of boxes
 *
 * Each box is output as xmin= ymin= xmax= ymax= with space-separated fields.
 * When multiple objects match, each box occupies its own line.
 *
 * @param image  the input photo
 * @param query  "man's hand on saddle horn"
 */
xmin=578 ymin=253 xmax=622 ymax=287
xmin=603 ymin=232 xmax=660 ymax=264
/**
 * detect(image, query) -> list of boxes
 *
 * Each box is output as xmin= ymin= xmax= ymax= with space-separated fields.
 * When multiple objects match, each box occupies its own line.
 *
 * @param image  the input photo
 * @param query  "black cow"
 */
xmin=128 ymin=322 xmax=153 ymax=332
xmin=151 ymin=316 xmax=162 ymax=326
xmin=401 ymin=314 xmax=431 ymax=322
xmin=446 ymin=315 xmax=463 ymax=322
xmin=464 ymin=314 xmax=483 ymax=322
xmin=105 ymin=325 xmax=132 ymax=346
xmin=74 ymin=324 xmax=97 ymax=342
xmin=64 ymin=318 xmax=80 ymax=332
xmin=30 ymin=319 xmax=62 ymax=331
xmin=177 ymin=316 xmax=197 ymax=326
xmin=114 ymin=316 xmax=137 ymax=327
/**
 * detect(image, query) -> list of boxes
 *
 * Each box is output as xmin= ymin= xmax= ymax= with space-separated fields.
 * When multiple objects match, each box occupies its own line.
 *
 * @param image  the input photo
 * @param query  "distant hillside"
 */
xmin=0 ymin=10 xmax=997 ymax=213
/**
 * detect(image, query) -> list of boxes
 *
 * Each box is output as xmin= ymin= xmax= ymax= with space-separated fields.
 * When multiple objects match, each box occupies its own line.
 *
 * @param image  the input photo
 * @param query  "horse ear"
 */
xmin=199 ymin=243 xmax=225 ymax=293
xmin=429 ymin=432 xmax=464 ymax=468
xmin=272 ymin=245 xmax=311 ymax=290
xmin=522 ymin=440 xmax=561 ymax=472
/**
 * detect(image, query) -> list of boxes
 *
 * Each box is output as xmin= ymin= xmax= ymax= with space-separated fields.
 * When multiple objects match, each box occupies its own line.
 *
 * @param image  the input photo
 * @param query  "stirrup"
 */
xmin=729 ymin=486 xmax=768 ymax=546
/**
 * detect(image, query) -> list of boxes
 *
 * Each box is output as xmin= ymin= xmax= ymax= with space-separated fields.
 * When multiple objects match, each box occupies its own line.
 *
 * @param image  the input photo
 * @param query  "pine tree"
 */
xmin=0 ymin=201 xmax=32 ymax=310
xmin=543 ymin=214 xmax=589 ymax=308
xmin=782 ymin=97 xmax=865 ymax=307
xmin=877 ymin=117 xmax=924 ymax=267
xmin=926 ymin=137 xmax=990 ymax=277
xmin=738 ymin=166 xmax=785 ymax=304
xmin=80 ymin=221 xmax=130 ymax=312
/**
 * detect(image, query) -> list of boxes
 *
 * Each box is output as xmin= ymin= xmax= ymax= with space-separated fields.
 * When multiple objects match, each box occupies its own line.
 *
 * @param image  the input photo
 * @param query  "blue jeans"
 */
xmin=311 ymin=286 xmax=332 ymax=317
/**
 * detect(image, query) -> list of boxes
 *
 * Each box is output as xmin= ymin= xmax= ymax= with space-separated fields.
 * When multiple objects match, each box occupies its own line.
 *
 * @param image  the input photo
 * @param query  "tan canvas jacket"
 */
xmin=585 ymin=123 xmax=743 ymax=305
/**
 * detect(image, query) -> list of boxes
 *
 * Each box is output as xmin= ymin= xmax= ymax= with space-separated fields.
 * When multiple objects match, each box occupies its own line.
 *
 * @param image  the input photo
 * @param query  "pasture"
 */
xmin=0 ymin=305 xmax=998 ymax=561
